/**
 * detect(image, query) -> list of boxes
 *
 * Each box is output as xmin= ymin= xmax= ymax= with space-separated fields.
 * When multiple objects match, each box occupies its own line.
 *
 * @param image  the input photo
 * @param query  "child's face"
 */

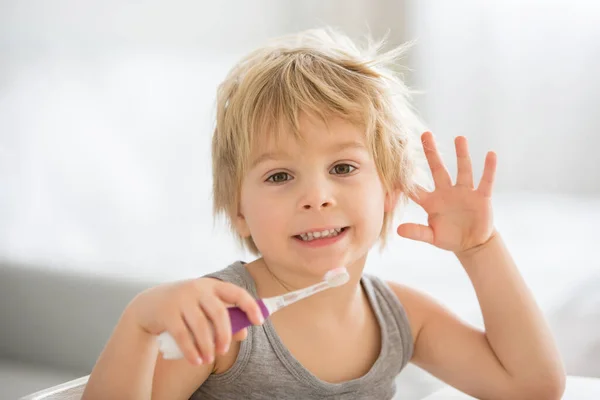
xmin=236 ymin=113 xmax=395 ymax=277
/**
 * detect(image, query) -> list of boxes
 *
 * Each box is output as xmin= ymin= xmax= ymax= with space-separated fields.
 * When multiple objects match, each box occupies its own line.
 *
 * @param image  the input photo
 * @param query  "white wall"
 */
xmin=406 ymin=0 xmax=600 ymax=194
xmin=1 ymin=0 xmax=599 ymax=278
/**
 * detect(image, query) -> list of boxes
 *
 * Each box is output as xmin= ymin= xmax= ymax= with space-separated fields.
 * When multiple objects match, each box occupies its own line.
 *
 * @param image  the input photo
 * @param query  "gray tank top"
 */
xmin=191 ymin=261 xmax=413 ymax=399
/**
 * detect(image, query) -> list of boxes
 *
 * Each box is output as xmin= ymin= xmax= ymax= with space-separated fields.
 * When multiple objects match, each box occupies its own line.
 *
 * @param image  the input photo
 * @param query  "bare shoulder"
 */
xmin=384 ymin=281 xmax=441 ymax=347
xmin=213 ymin=337 xmax=242 ymax=374
xmin=151 ymin=355 xmax=212 ymax=399
xmin=386 ymin=280 xmax=516 ymax=398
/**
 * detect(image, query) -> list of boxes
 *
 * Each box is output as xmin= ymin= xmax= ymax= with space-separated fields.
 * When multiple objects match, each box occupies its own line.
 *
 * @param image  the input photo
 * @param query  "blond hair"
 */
xmin=212 ymin=27 xmax=427 ymax=254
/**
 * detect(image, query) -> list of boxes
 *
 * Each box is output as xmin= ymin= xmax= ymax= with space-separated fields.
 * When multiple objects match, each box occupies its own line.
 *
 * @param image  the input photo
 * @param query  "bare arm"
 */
xmin=82 ymin=306 xmax=212 ymax=400
xmin=82 ymin=278 xmax=262 ymax=400
xmin=456 ymin=233 xmax=565 ymax=396
xmin=390 ymin=233 xmax=565 ymax=400
xmin=393 ymin=133 xmax=565 ymax=399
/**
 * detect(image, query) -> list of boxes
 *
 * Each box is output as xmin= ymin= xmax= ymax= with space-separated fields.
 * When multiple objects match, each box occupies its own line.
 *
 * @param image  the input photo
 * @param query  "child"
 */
xmin=82 ymin=28 xmax=565 ymax=399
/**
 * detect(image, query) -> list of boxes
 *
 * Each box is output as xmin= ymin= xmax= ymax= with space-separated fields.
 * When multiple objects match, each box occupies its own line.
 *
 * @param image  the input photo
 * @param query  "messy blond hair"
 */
xmin=212 ymin=27 xmax=427 ymax=255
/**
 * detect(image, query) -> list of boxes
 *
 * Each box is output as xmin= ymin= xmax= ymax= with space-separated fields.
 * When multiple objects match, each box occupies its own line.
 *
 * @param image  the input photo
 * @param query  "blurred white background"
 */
xmin=1 ymin=1 xmax=600 ymax=399
xmin=1 ymin=0 xmax=599 ymax=279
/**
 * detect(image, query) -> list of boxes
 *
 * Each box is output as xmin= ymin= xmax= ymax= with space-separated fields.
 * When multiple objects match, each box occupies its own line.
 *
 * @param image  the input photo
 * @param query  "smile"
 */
xmin=294 ymin=227 xmax=348 ymax=242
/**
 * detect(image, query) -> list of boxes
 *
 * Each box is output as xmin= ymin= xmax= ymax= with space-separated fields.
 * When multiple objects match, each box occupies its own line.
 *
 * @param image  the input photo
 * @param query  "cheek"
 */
xmin=349 ymin=177 xmax=387 ymax=228
xmin=351 ymin=170 xmax=386 ymax=203
xmin=363 ymin=192 xmax=386 ymax=224
xmin=243 ymin=189 xmax=289 ymax=238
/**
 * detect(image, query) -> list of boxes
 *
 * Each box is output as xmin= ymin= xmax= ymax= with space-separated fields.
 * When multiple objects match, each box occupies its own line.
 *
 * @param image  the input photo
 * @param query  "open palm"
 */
xmin=397 ymin=132 xmax=497 ymax=254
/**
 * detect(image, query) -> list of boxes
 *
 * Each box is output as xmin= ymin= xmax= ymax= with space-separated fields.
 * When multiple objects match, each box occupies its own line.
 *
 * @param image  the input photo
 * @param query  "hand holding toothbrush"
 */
xmin=156 ymin=267 xmax=350 ymax=361
xmin=126 ymin=278 xmax=265 ymax=366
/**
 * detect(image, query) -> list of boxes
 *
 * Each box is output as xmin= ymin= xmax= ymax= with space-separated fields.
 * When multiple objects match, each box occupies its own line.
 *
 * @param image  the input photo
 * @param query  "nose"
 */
xmin=299 ymin=181 xmax=336 ymax=211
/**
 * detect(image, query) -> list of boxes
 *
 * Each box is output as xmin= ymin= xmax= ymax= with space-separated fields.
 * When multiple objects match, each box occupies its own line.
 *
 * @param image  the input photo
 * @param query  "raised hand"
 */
xmin=397 ymin=132 xmax=497 ymax=254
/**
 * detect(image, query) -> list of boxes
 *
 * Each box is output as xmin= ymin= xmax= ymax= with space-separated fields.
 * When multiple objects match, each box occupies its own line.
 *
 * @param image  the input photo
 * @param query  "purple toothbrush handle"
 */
xmin=228 ymin=300 xmax=270 ymax=334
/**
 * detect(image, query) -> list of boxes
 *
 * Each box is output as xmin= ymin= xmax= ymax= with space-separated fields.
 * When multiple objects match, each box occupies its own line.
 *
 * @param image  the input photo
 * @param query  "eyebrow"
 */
xmin=250 ymin=140 xmax=367 ymax=168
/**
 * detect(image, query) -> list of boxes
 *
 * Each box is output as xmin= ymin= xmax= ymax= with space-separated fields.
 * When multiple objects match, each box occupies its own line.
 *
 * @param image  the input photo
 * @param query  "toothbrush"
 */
xmin=157 ymin=267 xmax=350 ymax=360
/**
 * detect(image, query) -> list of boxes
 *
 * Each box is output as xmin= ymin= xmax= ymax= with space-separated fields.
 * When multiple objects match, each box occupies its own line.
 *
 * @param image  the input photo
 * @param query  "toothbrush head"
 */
xmin=323 ymin=267 xmax=350 ymax=288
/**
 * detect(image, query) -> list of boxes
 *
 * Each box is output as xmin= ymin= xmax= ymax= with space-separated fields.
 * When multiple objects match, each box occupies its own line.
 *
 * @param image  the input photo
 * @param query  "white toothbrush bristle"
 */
xmin=323 ymin=267 xmax=350 ymax=287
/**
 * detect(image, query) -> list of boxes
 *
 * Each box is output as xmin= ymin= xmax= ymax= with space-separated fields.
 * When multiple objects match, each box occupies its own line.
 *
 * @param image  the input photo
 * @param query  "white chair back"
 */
xmin=20 ymin=375 xmax=89 ymax=400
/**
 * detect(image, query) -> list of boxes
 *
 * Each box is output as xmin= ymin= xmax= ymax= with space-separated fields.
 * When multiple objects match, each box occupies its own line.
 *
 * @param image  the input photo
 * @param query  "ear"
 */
xmin=384 ymin=187 xmax=401 ymax=213
xmin=233 ymin=209 xmax=252 ymax=238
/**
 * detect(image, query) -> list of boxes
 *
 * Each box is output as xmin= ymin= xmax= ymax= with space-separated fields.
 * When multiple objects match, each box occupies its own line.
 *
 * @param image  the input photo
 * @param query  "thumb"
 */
xmin=397 ymin=223 xmax=434 ymax=244
xmin=232 ymin=328 xmax=248 ymax=342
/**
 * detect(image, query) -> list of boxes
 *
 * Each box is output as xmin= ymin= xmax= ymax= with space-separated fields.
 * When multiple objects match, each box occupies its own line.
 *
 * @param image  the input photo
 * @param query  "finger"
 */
xmin=181 ymin=307 xmax=215 ymax=364
xmin=407 ymin=184 xmax=431 ymax=206
xmin=396 ymin=223 xmax=434 ymax=244
xmin=232 ymin=328 xmax=248 ymax=342
xmin=454 ymin=136 xmax=474 ymax=187
xmin=168 ymin=321 xmax=203 ymax=366
xmin=199 ymin=295 xmax=232 ymax=355
xmin=477 ymin=151 xmax=497 ymax=198
xmin=422 ymin=132 xmax=452 ymax=188
xmin=215 ymin=283 xmax=265 ymax=325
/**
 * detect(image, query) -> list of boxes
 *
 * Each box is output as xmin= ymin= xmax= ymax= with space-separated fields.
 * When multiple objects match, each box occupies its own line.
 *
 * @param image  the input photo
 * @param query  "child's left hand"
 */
xmin=396 ymin=132 xmax=497 ymax=255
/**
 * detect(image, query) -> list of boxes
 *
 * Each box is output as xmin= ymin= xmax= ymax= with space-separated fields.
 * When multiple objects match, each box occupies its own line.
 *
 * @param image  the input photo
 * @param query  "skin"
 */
xmin=82 ymin=113 xmax=565 ymax=400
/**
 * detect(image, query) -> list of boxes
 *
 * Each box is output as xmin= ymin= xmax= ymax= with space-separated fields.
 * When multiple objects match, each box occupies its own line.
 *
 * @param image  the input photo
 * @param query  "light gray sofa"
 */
xmin=0 ymin=260 xmax=154 ymax=399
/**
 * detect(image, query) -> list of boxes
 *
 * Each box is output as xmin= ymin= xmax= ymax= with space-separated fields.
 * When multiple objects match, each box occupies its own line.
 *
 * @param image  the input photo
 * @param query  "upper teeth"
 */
xmin=299 ymin=228 xmax=343 ymax=241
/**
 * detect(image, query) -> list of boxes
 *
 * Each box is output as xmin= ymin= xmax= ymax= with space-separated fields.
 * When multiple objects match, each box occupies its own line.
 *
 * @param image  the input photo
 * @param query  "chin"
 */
xmin=293 ymin=250 xmax=358 ymax=276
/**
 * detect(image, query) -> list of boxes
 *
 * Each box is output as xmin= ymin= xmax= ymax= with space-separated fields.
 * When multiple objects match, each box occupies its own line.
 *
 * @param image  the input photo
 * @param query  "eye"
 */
xmin=330 ymin=163 xmax=357 ymax=175
xmin=266 ymin=172 xmax=292 ymax=183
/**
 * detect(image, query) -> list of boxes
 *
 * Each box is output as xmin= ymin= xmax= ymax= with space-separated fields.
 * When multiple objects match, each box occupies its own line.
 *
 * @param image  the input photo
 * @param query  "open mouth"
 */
xmin=293 ymin=227 xmax=349 ymax=242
